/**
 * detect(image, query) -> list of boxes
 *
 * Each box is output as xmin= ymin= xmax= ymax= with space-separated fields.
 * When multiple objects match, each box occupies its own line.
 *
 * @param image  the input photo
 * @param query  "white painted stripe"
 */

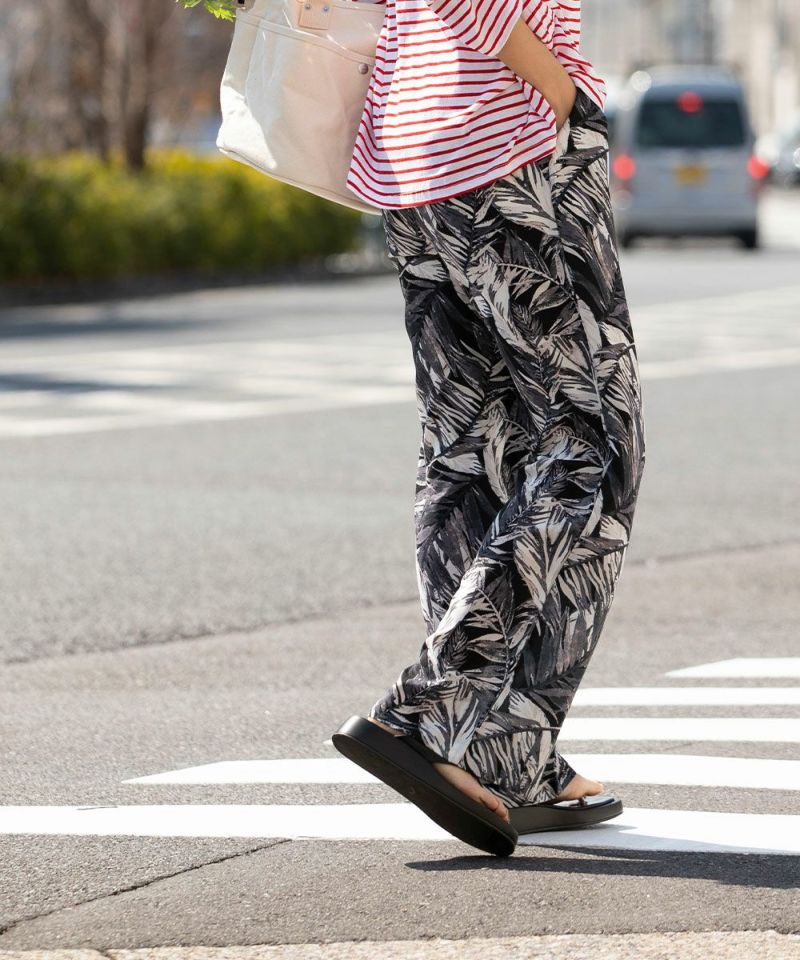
xmin=516 ymin=807 xmax=800 ymax=855
xmin=563 ymin=754 xmax=800 ymax=791
xmin=0 ymin=803 xmax=447 ymax=841
xmin=559 ymin=717 xmax=800 ymax=742
xmin=3 ymin=292 xmax=800 ymax=439
xmin=1 ymin=804 xmax=798 ymax=854
xmin=633 ymin=283 xmax=800 ymax=329
xmin=665 ymin=658 xmax=800 ymax=679
xmin=124 ymin=754 xmax=800 ymax=791
xmin=571 ymin=686 xmax=800 ymax=705
xmin=639 ymin=347 xmax=800 ymax=379
xmin=3 ymin=347 xmax=799 ymax=439
xmin=0 ymin=387 xmax=413 ymax=438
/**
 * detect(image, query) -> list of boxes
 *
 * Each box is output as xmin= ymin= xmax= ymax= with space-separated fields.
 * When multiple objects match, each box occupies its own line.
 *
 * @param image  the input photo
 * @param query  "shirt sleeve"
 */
xmin=555 ymin=1 xmax=581 ymax=47
xmin=423 ymin=0 xmax=525 ymax=58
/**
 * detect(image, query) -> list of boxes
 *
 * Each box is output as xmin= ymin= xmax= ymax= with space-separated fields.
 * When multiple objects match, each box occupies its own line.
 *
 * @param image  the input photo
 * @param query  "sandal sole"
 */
xmin=331 ymin=715 xmax=518 ymax=857
xmin=510 ymin=795 xmax=623 ymax=834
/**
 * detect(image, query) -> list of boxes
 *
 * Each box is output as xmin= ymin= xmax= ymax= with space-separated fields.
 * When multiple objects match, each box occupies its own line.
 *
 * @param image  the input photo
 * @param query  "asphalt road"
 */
xmin=0 ymin=196 xmax=799 ymax=955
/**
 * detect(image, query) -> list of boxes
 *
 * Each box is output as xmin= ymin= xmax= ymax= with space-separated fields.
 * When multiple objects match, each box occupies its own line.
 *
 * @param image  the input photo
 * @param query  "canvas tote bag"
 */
xmin=216 ymin=0 xmax=385 ymax=214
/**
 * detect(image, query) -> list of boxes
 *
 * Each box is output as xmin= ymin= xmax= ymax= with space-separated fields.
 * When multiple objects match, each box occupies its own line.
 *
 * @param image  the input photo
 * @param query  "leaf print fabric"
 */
xmin=371 ymin=87 xmax=647 ymax=808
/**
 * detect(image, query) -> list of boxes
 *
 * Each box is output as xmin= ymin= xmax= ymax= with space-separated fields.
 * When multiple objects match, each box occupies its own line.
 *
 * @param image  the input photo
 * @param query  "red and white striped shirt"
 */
xmin=346 ymin=0 xmax=606 ymax=209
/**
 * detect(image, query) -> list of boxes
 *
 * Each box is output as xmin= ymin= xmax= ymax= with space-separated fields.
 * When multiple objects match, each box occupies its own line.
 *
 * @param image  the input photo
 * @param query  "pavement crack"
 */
xmin=657 ymin=741 xmax=699 ymax=753
xmin=0 ymin=838 xmax=291 ymax=940
xmin=4 ymin=535 xmax=800 ymax=668
xmin=2 ymin=599 xmax=415 ymax=667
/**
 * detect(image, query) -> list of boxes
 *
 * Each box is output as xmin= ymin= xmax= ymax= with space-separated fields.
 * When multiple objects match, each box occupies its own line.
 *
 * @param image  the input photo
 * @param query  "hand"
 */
xmin=551 ymin=76 xmax=577 ymax=132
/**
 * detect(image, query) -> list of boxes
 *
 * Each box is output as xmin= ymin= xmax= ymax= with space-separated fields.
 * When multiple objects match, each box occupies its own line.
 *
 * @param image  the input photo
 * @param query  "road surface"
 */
xmin=0 ymin=202 xmax=799 ymax=956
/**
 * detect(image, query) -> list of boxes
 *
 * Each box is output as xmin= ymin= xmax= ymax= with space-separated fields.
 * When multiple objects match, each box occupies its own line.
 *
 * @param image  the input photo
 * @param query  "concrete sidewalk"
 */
xmin=1 ymin=931 xmax=799 ymax=960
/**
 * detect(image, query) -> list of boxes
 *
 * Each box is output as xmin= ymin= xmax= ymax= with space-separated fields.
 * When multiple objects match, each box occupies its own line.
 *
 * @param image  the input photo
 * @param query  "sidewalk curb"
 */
xmin=0 ymin=253 xmax=394 ymax=312
xmin=1 ymin=932 xmax=799 ymax=960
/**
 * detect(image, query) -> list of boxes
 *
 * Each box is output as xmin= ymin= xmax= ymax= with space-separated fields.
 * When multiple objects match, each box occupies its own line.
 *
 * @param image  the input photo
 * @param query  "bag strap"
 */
xmin=298 ymin=0 xmax=334 ymax=30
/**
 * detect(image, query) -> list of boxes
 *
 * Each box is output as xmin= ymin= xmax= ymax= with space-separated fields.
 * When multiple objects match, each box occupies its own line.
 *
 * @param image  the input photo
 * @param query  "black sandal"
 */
xmin=331 ymin=715 xmax=518 ymax=857
xmin=509 ymin=792 xmax=623 ymax=835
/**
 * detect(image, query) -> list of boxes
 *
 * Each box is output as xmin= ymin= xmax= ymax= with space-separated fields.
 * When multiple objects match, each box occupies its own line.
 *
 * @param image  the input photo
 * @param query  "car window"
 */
xmin=635 ymin=95 xmax=747 ymax=149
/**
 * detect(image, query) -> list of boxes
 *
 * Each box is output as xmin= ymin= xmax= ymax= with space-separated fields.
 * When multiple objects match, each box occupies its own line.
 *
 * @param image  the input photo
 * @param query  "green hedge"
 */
xmin=0 ymin=150 xmax=365 ymax=284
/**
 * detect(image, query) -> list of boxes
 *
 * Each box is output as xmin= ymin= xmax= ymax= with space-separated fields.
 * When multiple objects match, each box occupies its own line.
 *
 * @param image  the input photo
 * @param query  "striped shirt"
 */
xmin=345 ymin=0 xmax=606 ymax=209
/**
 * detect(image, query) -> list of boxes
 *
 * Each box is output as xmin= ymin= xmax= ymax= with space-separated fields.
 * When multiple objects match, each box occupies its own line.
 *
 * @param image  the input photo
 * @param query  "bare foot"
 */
xmin=553 ymin=771 xmax=605 ymax=803
xmin=367 ymin=717 xmax=511 ymax=825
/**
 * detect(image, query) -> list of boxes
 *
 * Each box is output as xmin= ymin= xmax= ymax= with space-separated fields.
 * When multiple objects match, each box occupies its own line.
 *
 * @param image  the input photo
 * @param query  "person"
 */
xmin=332 ymin=0 xmax=647 ymax=856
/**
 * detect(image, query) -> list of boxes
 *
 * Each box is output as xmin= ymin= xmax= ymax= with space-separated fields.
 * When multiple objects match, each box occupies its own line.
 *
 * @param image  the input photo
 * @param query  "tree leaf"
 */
xmin=174 ymin=0 xmax=237 ymax=21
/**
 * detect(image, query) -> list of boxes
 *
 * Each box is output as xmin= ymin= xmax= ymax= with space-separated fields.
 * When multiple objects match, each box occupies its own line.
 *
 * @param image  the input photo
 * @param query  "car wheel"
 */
xmin=737 ymin=228 xmax=759 ymax=250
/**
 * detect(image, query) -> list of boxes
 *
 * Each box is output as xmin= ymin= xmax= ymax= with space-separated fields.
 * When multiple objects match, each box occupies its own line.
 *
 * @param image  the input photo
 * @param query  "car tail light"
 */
xmin=747 ymin=155 xmax=770 ymax=180
xmin=613 ymin=154 xmax=637 ymax=182
xmin=677 ymin=91 xmax=704 ymax=113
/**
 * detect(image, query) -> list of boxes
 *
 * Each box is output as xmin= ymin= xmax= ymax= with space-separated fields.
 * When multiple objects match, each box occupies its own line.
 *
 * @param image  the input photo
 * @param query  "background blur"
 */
xmin=3 ymin=0 xmax=799 ymax=159
xmin=1 ymin=0 xmax=800 ymax=288
xmin=583 ymin=0 xmax=800 ymax=131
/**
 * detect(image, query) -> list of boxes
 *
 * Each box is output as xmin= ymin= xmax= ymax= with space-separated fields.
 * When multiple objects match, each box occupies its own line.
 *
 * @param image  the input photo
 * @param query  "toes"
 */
xmin=484 ymin=792 xmax=510 ymax=823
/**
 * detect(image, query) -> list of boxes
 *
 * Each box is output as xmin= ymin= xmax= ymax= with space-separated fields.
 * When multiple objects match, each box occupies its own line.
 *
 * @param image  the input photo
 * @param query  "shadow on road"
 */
xmin=406 ymin=849 xmax=797 ymax=889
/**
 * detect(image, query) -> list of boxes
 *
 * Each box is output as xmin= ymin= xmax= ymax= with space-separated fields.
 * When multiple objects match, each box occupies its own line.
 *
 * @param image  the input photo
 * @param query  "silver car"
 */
xmin=609 ymin=66 xmax=767 ymax=249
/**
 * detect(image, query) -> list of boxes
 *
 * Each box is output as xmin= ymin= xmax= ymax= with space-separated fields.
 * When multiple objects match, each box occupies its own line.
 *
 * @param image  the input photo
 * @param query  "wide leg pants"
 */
xmin=370 ymin=88 xmax=647 ymax=808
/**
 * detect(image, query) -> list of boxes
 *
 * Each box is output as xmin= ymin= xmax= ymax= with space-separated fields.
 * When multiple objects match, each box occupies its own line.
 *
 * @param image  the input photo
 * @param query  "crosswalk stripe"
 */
xmin=518 ymin=807 xmax=800 ymax=855
xmin=639 ymin=347 xmax=800 ymax=379
xmin=545 ymin=754 xmax=800 ymax=790
xmin=0 ymin=387 xmax=413 ymax=438
xmin=2 ymin=278 xmax=800 ymax=438
xmin=665 ymin=658 xmax=800 ymax=678
xmin=571 ymin=686 xmax=800 ymax=705
xmin=559 ymin=717 xmax=800 ymax=742
xmin=1 ymin=804 xmax=797 ymax=854
xmin=123 ymin=754 xmax=800 ymax=791
xmin=4 ymin=653 xmax=799 ymax=856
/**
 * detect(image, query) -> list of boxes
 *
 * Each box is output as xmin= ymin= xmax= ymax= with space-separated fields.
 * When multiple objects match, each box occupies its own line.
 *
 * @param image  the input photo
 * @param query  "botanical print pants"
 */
xmin=370 ymin=88 xmax=647 ymax=808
